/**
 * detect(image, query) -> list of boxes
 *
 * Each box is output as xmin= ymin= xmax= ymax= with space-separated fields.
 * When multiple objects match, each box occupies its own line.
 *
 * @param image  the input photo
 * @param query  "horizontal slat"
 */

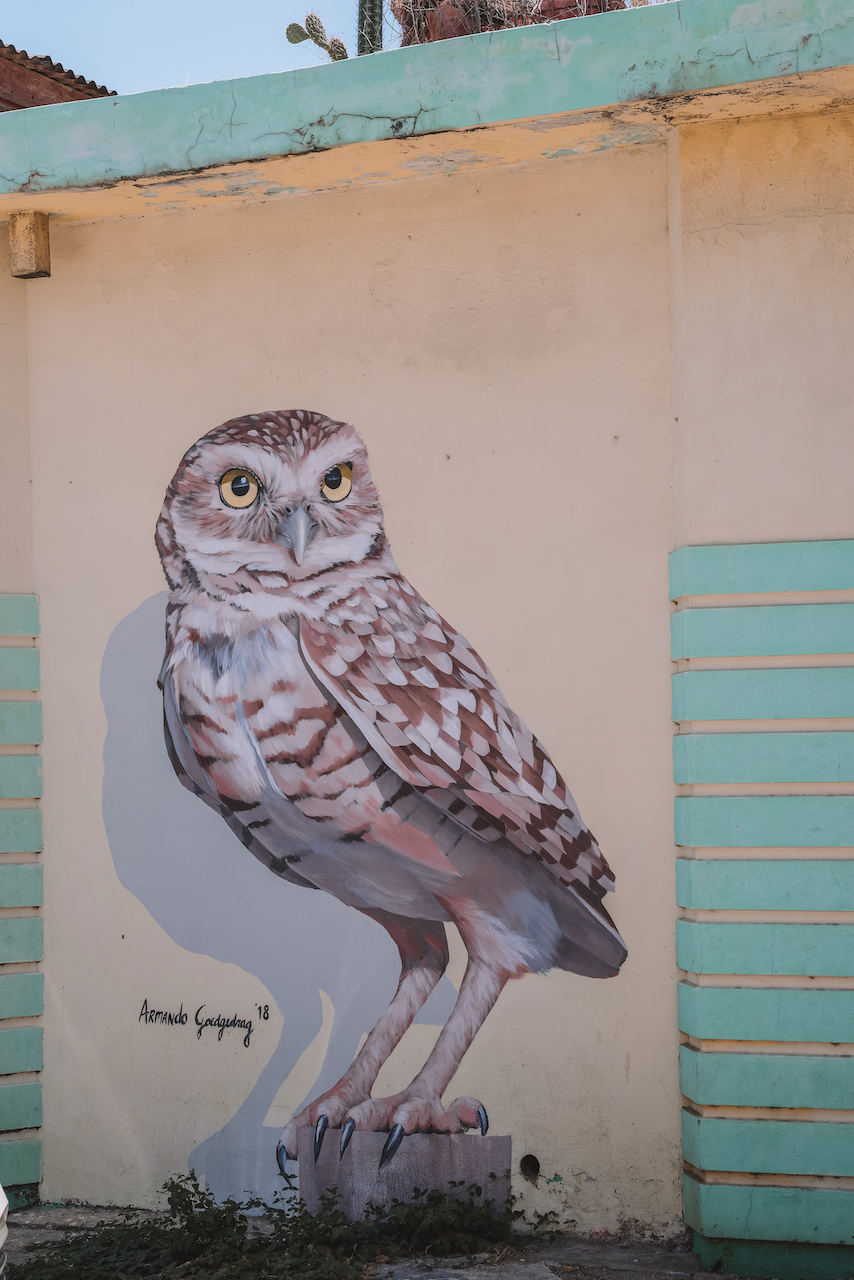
xmin=0 ymin=810 xmax=43 ymax=853
xmin=0 ymin=649 xmax=39 ymax=692
xmin=675 ymin=796 xmax=854 ymax=847
xmin=677 ymin=921 xmax=853 ymax=976
xmin=680 ymin=1045 xmax=854 ymax=1109
xmin=0 ymin=918 xmax=43 ymax=965
xmin=0 ymin=596 xmax=39 ymax=638
xmin=671 ymin=604 xmax=854 ymax=660
xmin=0 ymin=702 xmax=42 ymax=745
xmin=0 ymin=1139 xmax=41 ymax=1187
xmin=670 ymin=541 xmax=854 ymax=599
xmin=0 ymin=864 xmax=43 ymax=910
xmin=674 ymin=733 xmax=854 ymax=784
xmin=0 ymin=1027 xmax=42 ymax=1075
xmin=672 ymin=668 xmax=854 ymax=722
xmin=0 ymin=755 xmax=42 ymax=799
xmin=683 ymin=1113 xmax=854 ymax=1177
xmin=678 ymin=983 xmax=854 ymax=1042
xmin=692 ymin=1233 xmax=854 ymax=1280
xmin=683 ymin=1176 xmax=854 ymax=1245
xmin=0 ymin=1083 xmax=42 ymax=1132
xmin=0 ymin=973 xmax=44 ymax=1020
xmin=676 ymin=860 xmax=854 ymax=911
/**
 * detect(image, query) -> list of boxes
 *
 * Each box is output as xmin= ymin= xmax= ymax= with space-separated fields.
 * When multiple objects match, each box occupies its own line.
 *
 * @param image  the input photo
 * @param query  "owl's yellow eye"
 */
xmin=219 ymin=469 xmax=260 ymax=509
xmin=321 ymin=462 xmax=353 ymax=503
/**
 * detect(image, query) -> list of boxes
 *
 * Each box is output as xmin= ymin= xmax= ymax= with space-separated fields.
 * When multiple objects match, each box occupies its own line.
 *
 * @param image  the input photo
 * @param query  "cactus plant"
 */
xmin=286 ymin=13 xmax=350 ymax=59
xmin=358 ymin=0 xmax=383 ymax=53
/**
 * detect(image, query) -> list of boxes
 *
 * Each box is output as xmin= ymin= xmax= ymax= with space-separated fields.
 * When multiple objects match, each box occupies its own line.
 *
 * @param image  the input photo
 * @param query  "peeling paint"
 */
xmin=0 ymin=0 xmax=852 ymax=221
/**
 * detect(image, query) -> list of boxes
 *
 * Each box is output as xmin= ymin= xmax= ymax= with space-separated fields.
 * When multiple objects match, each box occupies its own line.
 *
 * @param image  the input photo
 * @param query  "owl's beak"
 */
xmin=276 ymin=505 xmax=319 ymax=566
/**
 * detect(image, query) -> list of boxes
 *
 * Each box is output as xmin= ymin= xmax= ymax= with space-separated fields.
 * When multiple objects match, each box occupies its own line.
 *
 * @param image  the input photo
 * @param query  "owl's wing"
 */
xmin=299 ymin=576 xmax=616 ymax=914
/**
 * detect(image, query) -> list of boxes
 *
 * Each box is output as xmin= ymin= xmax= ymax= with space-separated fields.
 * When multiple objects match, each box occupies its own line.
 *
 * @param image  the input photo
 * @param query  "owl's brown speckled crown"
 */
xmin=179 ymin=409 xmax=347 ymax=466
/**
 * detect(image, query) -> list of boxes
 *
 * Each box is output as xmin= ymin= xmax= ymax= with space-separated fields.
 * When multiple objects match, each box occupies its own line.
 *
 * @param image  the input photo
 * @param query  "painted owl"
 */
xmin=156 ymin=410 xmax=626 ymax=1171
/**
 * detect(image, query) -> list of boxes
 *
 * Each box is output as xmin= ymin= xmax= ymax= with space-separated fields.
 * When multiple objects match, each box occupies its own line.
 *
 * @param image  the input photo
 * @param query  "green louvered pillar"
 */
xmin=671 ymin=542 xmax=854 ymax=1280
xmin=0 ymin=595 xmax=43 ymax=1210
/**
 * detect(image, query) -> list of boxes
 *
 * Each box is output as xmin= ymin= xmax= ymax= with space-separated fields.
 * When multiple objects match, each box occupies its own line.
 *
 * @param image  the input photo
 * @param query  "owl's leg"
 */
xmin=278 ymin=911 xmax=448 ymax=1165
xmin=340 ymin=909 xmax=524 ymax=1158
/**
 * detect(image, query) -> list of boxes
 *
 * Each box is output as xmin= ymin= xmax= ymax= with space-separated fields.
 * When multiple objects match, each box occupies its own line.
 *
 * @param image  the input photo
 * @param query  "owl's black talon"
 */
xmin=340 ymin=1118 xmax=355 ymax=1159
xmin=314 ymin=1115 xmax=329 ymax=1162
xmin=379 ymin=1123 xmax=406 ymax=1169
xmin=477 ymin=1105 xmax=489 ymax=1136
xmin=276 ymin=1140 xmax=294 ymax=1175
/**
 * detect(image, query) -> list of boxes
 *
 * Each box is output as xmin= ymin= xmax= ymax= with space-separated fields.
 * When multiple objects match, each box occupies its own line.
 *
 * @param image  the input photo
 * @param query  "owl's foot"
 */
xmin=278 ymin=1086 xmax=370 ymax=1168
xmin=363 ymin=1093 xmax=488 ymax=1166
xmin=341 ymin=1092 xmax=488 ymax=1165
xmin=277 ymin=1092 xmax=487 ymax=1170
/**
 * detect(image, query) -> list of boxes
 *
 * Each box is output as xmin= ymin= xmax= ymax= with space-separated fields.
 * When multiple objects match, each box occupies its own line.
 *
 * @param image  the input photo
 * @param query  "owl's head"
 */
xmin=156 ymin=410 xmax=389 ymax=599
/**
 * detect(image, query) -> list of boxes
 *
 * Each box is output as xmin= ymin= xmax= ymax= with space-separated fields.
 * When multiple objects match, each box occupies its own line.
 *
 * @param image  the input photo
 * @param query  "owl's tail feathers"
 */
xmin=554 ymin=882 xmax=628 ymax=979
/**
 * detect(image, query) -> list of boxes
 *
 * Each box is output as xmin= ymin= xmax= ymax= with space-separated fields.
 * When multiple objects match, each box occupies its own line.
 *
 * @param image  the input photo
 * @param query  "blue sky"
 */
xmin=2 ymin=0 xmax=384 ymax=96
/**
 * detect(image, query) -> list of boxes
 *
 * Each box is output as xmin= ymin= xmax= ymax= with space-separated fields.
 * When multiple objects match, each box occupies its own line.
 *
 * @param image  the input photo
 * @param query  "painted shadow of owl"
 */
xmin=150 ymin=409 xmax=626 ymax=1175
xmin=101 ymin=593 xmax=459 ymax=1205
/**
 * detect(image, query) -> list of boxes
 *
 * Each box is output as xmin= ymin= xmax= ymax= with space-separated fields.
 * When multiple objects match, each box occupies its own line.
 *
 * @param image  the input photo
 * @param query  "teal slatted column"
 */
xmin=0 ymin=596 xmax=43 ymax=1208
xmin=670 ymin=541 xmax=854 ymax=1280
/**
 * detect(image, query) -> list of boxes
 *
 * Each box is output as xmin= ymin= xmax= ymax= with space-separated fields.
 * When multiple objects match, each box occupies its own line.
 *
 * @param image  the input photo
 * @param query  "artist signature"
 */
xmin=195 ymin=1005 xmax=254 ymax=1048
xmin=138 ymin=999 xmax=269 ymax=1049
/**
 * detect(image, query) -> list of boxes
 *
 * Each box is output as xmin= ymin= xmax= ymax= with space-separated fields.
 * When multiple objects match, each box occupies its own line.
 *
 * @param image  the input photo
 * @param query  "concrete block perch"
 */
xmin=297 ymin=1129 xmax=511 ymax=1220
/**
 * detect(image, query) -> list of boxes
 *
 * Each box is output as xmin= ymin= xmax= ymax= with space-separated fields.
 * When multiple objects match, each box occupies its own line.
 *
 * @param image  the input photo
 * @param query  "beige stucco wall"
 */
xmin=0 ymin=229 xmax=32 ymax=595
xmin=25 ymin=140 xmax=680 ymax=1225
xmin=678 ymin=111 xmax=854 ymax=546
xmin=8 ymin=102 xmax=853 ymax=1226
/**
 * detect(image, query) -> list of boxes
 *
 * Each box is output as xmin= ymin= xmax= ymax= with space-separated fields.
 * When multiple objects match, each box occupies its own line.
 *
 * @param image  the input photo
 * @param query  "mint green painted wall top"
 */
xmin=680 ymin=1045 xmax=854 ymax=1109
xmin=678 ymin=983 xmax=854 ymax=1041
xmin=677 ymin=920 xmax=854 ymax=976
xmin=676 ymin=859 xmax=854 ymax=910
xmin=674 ymin=733 xmax=854 ymax=784
xmin=683 ymin=1113 xmax=854 ymax=1177
xmin=684 ymin=1176 xmax=854 ymax=1245
xmin=675 ymin=795 xmax=854 ymax=846
xmin=671 ymin=604 xmax=854 ymax=659
xmin=1 ymin=0 xmax=854 ymax=195
xmin=0 ymin=597 xmax=39 ymax=637
xmin=672 ymin=667 xmax=854 ymax=721
xmin=669 ymin=541 xmax=854 ymax=598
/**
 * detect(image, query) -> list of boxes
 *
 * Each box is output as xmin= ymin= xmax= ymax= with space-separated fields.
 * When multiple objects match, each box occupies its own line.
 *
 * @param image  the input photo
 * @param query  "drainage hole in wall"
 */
xmin=520 ymin=1154 xmax=540 ymax=1184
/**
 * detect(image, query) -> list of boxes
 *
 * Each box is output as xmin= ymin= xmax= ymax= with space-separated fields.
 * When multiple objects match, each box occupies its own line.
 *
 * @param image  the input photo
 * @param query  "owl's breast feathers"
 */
xmin=163 ymin=572 xmax=618 ymax=933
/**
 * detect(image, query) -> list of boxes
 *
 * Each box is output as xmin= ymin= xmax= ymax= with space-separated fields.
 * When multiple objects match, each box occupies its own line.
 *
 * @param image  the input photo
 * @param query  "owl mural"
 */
xmin=156 ymin=410 xmax=627 ymax=1173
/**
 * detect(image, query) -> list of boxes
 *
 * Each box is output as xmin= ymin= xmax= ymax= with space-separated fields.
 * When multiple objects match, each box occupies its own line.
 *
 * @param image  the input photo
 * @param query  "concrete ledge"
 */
xmin=0 ymin=0 xmax=853 ymax=221
xmin=297 ymin=1129 xmax=511 ymax=1219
